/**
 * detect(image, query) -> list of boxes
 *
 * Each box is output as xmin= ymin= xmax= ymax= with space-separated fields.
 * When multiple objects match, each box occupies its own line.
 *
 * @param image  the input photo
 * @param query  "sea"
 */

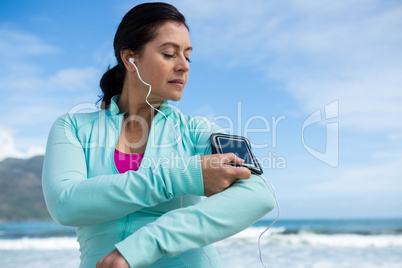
xmin=0 ymin=218 xmax=401 ymax=268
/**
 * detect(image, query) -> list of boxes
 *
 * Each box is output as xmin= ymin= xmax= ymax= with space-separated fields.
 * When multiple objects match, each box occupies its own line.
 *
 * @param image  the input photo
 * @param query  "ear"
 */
xmin=120 ymin=49 xmax=137 ymax=72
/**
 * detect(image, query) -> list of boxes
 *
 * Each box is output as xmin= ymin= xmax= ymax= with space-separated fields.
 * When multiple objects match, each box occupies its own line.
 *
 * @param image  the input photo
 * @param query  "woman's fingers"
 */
xmin=200 ymin=154 xmax=252 ymax=197
xmin=96 ymin=249 xmax=129 ymax=268
xmin=220 ymin=153 xmax=244 ymax=165
xmin=219 ymin=153 xmax=251 ymax=179
xmin=229 ymin=165 xmax=252 ymax=180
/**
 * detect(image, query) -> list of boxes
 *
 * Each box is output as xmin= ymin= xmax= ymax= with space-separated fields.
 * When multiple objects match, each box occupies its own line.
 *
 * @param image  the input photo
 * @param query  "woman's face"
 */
xmin=134 ymin=21 xmax=192 ymax=102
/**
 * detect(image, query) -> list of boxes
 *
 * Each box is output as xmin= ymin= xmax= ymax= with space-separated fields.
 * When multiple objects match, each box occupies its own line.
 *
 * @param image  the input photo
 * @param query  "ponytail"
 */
xmin=99 ymin=65 xmax=124 ymax=109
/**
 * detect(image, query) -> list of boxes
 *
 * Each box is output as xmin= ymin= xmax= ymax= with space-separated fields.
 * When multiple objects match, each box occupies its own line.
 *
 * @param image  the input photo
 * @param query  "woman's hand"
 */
xmin=200 ymin=153 xmax=252 ymax=197
xmin=96 ymin=249 xmax=129 ymax=268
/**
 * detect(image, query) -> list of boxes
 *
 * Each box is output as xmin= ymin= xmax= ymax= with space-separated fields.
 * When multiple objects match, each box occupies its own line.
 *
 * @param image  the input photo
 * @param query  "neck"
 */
xmin=117 ymin=81 xmax=163 ymax=128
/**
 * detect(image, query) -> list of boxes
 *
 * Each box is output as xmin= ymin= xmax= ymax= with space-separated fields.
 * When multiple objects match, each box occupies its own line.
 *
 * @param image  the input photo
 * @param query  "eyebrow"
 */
xmin=159 ymin=42 xmax=193 ymax=52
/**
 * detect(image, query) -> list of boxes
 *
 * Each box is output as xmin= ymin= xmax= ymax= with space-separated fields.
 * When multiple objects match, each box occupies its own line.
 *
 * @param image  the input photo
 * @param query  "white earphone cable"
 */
xmin=257 ymin=174 xmax=281 ymax=268
xmin=128 ymin=58 xmax=278 ymax=268
xmin=129 ymin=58 xmax=184 ymax=157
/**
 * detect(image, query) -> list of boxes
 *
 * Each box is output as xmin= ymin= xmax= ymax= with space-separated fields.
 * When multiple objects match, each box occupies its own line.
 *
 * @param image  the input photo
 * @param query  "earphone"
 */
xmin=130 ymin=57 xmax=180 ymax=128
xmin=128 ymin=57 xmax=279 ymax=268
xmin=128 ymin=56 xmax=217 ymax=266
xmin=128 ymin=56 xmax=215 ymax=266
xmin=128 ymin=57 xmax=183 ymax=156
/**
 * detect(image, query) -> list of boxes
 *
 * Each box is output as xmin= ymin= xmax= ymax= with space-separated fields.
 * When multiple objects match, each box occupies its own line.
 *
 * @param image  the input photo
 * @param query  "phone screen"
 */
xmin=217 ymin=137 xmax=255 ymax=166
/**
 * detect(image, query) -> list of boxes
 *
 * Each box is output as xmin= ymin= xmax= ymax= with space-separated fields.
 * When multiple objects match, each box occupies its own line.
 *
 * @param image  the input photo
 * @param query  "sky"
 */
xmin=0 ymin=0 xmax=401 ymax=219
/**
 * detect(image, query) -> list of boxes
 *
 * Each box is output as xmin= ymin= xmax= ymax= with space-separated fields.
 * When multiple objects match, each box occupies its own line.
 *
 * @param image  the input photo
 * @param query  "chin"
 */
xmin=170 ymin=91 xmax=183 ymax=102
xmin=170 ymin=95 xmax=183 ymax=102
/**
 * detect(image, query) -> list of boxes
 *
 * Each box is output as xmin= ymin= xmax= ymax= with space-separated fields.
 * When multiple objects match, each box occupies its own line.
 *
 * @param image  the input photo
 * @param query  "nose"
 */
xmin=175 ymin=55 xmax=190 ymax=73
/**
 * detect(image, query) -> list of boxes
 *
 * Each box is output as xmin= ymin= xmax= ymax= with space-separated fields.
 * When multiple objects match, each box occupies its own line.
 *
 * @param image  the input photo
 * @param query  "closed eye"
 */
xmin=163 ymin=53 xmax=174 ymax=58
xmin=164 ymin=53 xmax=191 ymax=63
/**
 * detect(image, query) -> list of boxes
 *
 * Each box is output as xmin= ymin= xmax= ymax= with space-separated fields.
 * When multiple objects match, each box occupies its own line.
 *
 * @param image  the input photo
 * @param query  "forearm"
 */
xmin=115 ymin=175 xmax=275 ymax=267
xmin=42 ymin=116 xmax=204 ymax=227
xmin=42 ymin=157 xmax=203 ymax=227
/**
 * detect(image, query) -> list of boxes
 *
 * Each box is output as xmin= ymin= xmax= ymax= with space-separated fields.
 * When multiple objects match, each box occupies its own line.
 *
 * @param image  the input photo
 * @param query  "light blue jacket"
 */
xmin=42 ymin=95 xmax=275 ymax=267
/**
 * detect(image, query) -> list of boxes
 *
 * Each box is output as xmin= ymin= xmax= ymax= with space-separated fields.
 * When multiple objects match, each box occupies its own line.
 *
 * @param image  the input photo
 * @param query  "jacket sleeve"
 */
xmin=115 ymin=117 xmax=276 ymax=267
xmin=42 ymin=115 xmax=204 ymax=227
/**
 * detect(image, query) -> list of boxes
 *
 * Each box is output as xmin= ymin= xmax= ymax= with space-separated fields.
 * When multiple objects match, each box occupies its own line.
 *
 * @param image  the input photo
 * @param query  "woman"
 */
xmin=42 ymin=2 xmax=275 ymax=268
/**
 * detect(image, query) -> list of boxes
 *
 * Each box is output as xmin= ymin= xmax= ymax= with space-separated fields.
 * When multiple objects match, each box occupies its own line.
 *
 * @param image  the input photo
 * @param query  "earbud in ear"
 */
xmin=129 ymin=57 xmax=135 ymax=66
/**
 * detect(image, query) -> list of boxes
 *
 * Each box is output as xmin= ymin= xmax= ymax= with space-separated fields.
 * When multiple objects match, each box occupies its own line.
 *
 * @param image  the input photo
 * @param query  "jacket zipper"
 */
xmin=120 ymin=213 xmax=131 ymax=241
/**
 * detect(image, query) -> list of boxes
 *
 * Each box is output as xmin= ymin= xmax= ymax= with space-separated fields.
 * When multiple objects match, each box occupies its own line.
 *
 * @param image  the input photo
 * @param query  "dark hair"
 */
xmin=99 ymin=2 xmax=189 ymax=109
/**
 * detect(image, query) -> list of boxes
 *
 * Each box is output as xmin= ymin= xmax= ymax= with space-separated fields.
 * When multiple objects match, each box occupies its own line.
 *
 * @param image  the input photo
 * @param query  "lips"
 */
xmin=168 ymin=79 xmax=185 ymax=88
xmin=168 ymin=79 xmax=184 ymax=84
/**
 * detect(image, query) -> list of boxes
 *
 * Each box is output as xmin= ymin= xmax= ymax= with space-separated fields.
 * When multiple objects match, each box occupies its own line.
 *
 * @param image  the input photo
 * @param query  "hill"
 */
xmin=0 ymin=155 xmax=51 ymax=221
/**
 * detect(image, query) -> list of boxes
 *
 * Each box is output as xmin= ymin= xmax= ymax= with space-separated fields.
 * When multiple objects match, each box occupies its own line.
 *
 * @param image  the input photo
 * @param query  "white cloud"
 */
xmin=0 ymin=127 xmax=45 ymax=161
xmin=0 ymin=65 xmax=101 ymax=131
xmin=1 ymin=66 xmax=100 ymax=93
xmin=177 ymin=0 xmax=402 ymax=132
xmin=0 ymin=27 xmax=101 ymax=160
xmin=388 ymin=133 xmax=402 ymax=141
xmin=0 ymin=27 xmax=60 ymax=59
xmin=192 ymin=105 xmax=218 ymax=121
xmin=307 ymin=158 xmax=402 ymax=193
xmin=0 ymin=26 xmax=100 ymax=94
xmin=0 ymin=64 xmax=100 ymax=161
xmin=48 ymin=67 xmax=101 ymax=92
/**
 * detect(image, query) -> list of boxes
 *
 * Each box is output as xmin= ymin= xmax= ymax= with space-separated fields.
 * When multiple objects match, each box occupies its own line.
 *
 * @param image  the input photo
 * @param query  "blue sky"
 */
xmin=0 ymin=0 xmax=401 ymax=219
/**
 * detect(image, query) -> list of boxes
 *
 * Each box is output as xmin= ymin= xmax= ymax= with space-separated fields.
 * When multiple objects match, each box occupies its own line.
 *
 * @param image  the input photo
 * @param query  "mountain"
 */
xmin=0 ymin=155 xmax=51 ymax=221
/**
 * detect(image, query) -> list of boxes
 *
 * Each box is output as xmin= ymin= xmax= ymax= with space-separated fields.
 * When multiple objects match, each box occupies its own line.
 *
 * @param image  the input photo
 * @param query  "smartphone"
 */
xmin=210 ymin=133 xmax=263 ymax=175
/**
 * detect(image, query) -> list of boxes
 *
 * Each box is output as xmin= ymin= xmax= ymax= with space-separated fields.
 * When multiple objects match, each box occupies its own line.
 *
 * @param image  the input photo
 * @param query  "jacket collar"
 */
xmin=107 ymin=94 xmax=173 ymax=122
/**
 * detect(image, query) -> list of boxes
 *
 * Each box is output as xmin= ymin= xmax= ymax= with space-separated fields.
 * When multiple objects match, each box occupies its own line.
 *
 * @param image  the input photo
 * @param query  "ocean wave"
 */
xmin=0 ymin=237 xmax=79 ymax=250
xmin=0 ymin=231 xmax=76 ymax=239
xmin=0 ymin=221 xmax=76 ymax=239
xmin=1 ymin=226 xmax=402 ymax=250
xmin=215 ymin=227 xmax=402 ymax=248
xmin=280 ymin=228 xmax=402 ymax=235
